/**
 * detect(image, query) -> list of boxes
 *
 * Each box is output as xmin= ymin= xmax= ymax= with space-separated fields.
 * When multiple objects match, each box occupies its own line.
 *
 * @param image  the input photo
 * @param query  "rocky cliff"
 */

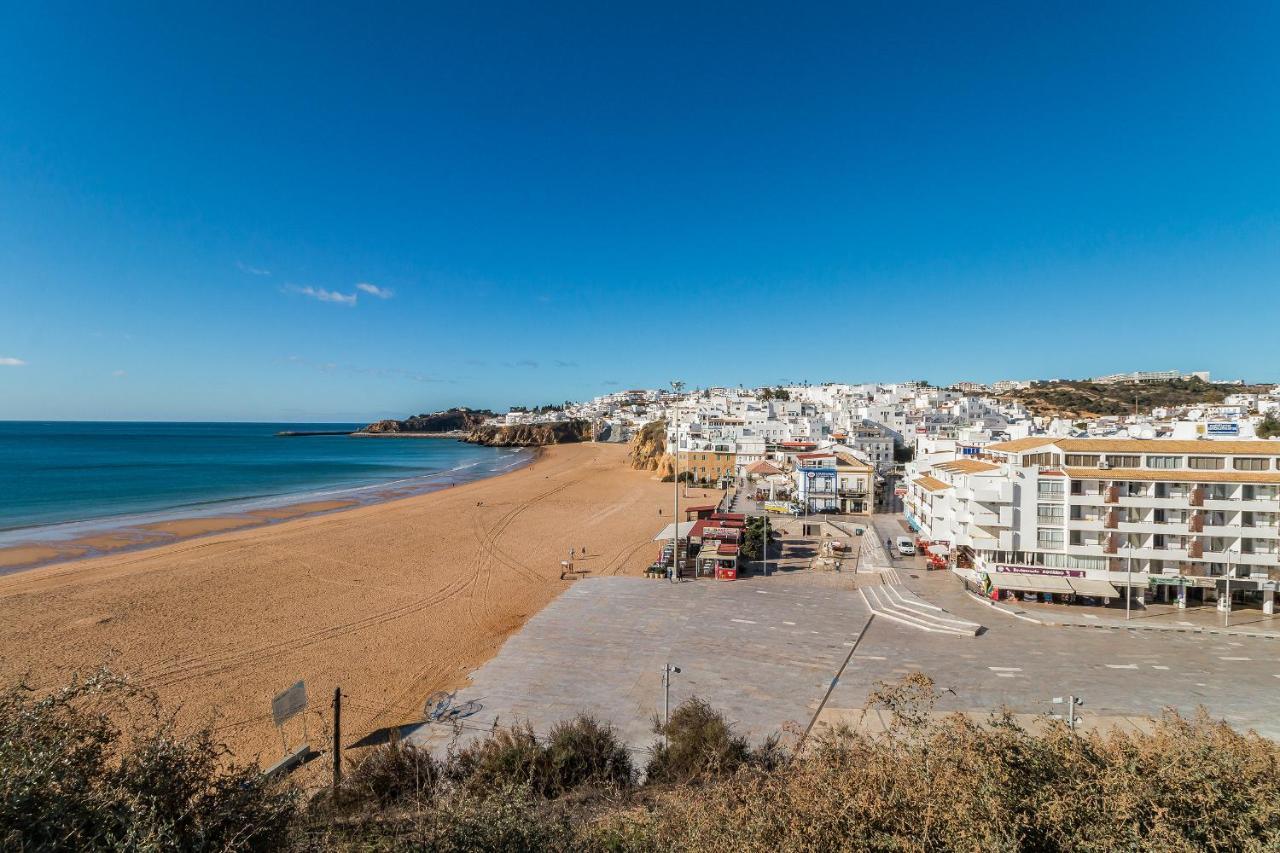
xmin=362 ymin=407 xmax=495 ymax=434
xmin=464 ymin=420 xmax=593 ymax=447
xmin=628 ymin=420 xmax=675 ymax=478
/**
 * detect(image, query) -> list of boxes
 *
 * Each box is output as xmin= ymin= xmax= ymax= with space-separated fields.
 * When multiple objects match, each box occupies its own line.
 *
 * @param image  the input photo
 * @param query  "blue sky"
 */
xmin=1 ymin=2 xmax=1278 ymax=421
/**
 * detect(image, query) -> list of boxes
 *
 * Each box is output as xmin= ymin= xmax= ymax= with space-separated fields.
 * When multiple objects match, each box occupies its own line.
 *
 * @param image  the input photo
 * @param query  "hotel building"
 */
xmin=903 ymin=438 xmax=1280 ymax=611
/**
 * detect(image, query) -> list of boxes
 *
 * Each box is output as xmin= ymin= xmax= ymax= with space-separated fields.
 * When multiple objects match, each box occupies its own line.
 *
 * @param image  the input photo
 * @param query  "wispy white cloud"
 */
xmin=356 ymin=282 xmax=394 ymax=299
xmin=283 ymin=355 xmax=454 ymax=384
xmin=237 ymin=261 xmax=272 ymax=276
xmin=111 ymin=369 xmax=127 ymax=377
xmin=286 ymin=284 xmax=358 ymax=306
xmin=0 ymin=357 xmax=26 ymax=367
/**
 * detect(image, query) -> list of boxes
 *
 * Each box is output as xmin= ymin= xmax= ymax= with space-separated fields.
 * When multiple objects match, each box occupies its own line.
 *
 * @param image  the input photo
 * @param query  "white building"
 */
xmin=903 ymin=437 xmax=1280 ymax=613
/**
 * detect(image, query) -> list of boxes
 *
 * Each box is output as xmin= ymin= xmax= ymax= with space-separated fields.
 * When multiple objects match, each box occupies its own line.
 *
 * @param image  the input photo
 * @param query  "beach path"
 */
xmin=0 ymin=443 xmax=716 ymax=765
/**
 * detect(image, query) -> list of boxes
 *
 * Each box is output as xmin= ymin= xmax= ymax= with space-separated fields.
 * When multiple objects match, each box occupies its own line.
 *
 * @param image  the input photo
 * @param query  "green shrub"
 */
xmin=542 ymin=714 xmax=635 ymax=796
xmin=449 ymin=722 xmax=547 ymax=795
xmin=343 ymin=740 xmax=441 ymax=806
xmin=645 ymin=698 xmax=751 ymax=785
xmin=0 ymin=669 xmax=298 ymax=851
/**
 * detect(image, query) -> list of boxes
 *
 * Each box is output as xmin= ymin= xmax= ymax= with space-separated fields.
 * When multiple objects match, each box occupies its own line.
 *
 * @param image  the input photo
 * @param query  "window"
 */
xmin=1233 ymin=457 xmax=1270 ymax=471
xmin=1037 ymin=479 xmax=1065 ymax=500
xmin=1188 ymin=456 xmax=1224 ymax=470
xmin=1037 ymin=528 xmax=1064 ymax=549
xmin=1146 ymin=456 xmax=1182 ymax=469
xmin=1037 ymin=503 xmax=1065 ymax=524
xmin=1106 ymin=455 xmax=1141 ymax=468
xmin=1023 ymin=452 xmax=1062 ymax=468
xmin=1065 ymin=454 xmax=1100 ymax=467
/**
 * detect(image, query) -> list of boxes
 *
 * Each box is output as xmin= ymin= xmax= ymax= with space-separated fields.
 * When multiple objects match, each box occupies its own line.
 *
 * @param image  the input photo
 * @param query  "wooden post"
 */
xmin=332 ymin=687 xmax=342 ymax=802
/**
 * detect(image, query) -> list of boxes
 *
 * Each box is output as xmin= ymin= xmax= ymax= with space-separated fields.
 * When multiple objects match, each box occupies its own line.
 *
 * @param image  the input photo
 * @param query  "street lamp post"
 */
xmin=1225 ymin=548 xmax=1234 ymax=627
xmin=1125 ymin=542 xmax=1133 ymax=621
xmin=662 ymin=663 xmax=681 ymax=730
xmin=670 ymin=381 xmax=684 ymax=583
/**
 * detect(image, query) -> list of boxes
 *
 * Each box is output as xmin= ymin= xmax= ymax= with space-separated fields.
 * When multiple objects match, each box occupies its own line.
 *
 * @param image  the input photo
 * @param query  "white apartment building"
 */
xmin=903 ymin=437 xmax=1280 ymax=613
xmin=793 ymin=448 xmax=875 ymax=515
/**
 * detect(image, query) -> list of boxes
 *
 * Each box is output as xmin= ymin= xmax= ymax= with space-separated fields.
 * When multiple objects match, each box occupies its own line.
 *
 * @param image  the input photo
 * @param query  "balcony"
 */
xmin=1103 ymin=511 xmax=1119 ymax=530
xmin=1190 ymin=488 xmax=1205 ymax=507
xmin=1104 ymin=486 xmax=1120 ymax=504
xmin=1189 ymin=513 xmax=1204 ymax=533
xmin=1104 ymin=535 xmax=1120 ymax=555
xmin=1237 ymin=550 xmax=1280 ymax=567
xmin=1189 ymin=539 xmax=1204 ymax=558
xmin=837 ymin=488 xmax=867 ymax=498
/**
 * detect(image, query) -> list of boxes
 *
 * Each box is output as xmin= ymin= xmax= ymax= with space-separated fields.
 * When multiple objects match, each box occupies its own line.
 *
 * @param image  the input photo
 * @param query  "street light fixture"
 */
xmin=670 ymin=381 xmax=684 ymax=583
xmin=661 ymin=663 xmax=682 ymax=730
xmin=1051 ymin=695 xmax=1084 ymax=732
xmin=1125 ymin=541 xmax=1133 ymax=621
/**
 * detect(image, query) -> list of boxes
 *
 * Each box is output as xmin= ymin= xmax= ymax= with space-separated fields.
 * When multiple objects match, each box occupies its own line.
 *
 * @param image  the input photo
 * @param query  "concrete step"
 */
xmin=855 ymin=581 xmax=972 ymax=635
xmin=881 ymin=584 xmax=983 ymax=634
xmin=860 ymin=585 xmax=977 ymax=637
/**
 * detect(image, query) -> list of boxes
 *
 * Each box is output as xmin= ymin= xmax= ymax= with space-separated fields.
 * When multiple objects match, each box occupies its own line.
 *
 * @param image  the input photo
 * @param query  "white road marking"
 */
xmin=731 ymin=619 xmax=757 ymax=625
xmin=994 ymin=672 xmax=1017 ymax=678
xmin=1151 ymin=665 xmax=1170 ymax=670
xmin=988 ymin=667 xmax=1022 ymax=672
xmin=1219 ymin=656 xmax=1251 ymax=661
xmin=1106 ymin=664 xmax=1139 ymax=669
xmin=857 ymin=655 xmax=888 ymax=660
xmin=783 ymin=621 xmax=796 ymax=626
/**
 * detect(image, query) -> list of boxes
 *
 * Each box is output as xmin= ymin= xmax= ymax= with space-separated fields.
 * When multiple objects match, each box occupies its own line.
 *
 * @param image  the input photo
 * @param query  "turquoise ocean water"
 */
xmin=0 ymin=421 xmax=526 ymax=544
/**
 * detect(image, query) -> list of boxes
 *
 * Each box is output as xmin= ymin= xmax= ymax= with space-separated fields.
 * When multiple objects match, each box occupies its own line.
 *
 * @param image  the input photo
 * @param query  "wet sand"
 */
xmin=0 ymin=443 xmax=719 ymax=765
xmin=0 ymin=500 xmax=366 ymax=572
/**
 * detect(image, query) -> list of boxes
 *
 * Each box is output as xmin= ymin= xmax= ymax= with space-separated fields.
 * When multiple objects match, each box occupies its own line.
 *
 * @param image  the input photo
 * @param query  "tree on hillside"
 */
xmin=1258 ymin=413 xmax=1280 ymax=439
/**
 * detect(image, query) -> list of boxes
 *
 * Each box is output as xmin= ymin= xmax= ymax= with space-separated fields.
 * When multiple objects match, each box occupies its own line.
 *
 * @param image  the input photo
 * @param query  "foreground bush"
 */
xmin=341 ymin=740 xmax=441 ymax=807
xmin=645 ymin=697 xmax=764 ymax=785
xmin=608 ymin=674 xmax=1280 ymax=852
xmin=0 ymin=670 xmax=298 ymax=851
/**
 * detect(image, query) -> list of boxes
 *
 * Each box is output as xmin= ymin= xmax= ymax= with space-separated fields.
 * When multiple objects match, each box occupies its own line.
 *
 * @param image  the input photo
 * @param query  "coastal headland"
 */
xmin=0 ymin=443 xmax=717 ymax=763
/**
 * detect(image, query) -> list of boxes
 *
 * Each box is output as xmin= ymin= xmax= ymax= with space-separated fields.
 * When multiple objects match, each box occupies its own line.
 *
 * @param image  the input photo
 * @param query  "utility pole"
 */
xmin=1125 ymin=542 xmax=1133 ymax=621
xmin=332 ymin=687 xmax=342 ymax=802
xmin=1051 ymin=695 xmax=1083 ymax=731
xmin=1225 ymin=548 xmax=1234 ymax=627
xmin=671 ymin=380 xmax=684 ymax=582
xmin=662 ymin=663 xmax=681 ymax=729
xmin=762 ymin=513 xmax=770 ymax=577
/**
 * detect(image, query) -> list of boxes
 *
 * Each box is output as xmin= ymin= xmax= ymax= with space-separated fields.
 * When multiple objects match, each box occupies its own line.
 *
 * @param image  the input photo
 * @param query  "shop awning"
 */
xmin=1107 ymin=573 xmax=1152 ymax=588
xmin=991 ymin=572 xmax=1073 ymax=593
xmin=1067 ymin=578 xmax=1119 ymax=598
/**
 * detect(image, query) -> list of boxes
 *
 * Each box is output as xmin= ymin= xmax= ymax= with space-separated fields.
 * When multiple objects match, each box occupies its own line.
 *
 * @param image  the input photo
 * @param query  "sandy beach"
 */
xmin=0 ymin=443 xmax=716 ymax=765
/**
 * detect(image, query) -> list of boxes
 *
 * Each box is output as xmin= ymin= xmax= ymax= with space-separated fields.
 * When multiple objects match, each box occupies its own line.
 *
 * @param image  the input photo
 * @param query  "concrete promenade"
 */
xmin=406 ymin=545 xmax=1280 ymax=756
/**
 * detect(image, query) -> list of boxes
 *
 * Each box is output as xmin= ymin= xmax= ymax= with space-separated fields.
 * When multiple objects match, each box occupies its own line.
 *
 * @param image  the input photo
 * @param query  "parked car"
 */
xmin=895 ymin=536 xmax=916 ymax=556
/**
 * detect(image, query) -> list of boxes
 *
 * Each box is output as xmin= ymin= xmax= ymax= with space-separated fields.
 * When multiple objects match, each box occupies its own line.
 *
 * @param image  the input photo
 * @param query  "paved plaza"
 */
xmin=407 ymin=554 xmax=1280 ymax=755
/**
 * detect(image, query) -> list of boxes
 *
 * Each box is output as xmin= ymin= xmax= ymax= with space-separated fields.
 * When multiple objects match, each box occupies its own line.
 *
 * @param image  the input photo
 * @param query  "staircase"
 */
xmin=860 ymin=578 xmax=982 ymax=637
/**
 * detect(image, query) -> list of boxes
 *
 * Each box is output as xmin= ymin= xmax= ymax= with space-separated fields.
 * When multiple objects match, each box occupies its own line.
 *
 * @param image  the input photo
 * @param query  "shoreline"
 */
xmin=0 ymin=443 xmax=713 ymax=765
xmin=0 ymin=447 xmax=536 ymax=575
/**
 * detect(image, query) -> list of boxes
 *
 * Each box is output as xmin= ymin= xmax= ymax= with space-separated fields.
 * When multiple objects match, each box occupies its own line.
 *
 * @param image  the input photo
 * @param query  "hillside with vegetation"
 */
xmin=997 ymin=378 xmax=1271 ymax=418
xmin=361 ymin=407 xmax=495 ymax=434
xmin=7 ymin=670 xmax=1279 ymax=851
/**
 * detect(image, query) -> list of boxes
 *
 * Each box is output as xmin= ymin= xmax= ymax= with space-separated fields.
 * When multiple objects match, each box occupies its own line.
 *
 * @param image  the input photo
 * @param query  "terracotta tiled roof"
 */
xmin=913 ymin=475 xmax=953 ymax=493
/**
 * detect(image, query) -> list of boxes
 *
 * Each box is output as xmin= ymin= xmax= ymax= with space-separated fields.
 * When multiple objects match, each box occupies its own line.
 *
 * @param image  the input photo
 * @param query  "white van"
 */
xmin=895 ymin=536 xmax=916 ymax=556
